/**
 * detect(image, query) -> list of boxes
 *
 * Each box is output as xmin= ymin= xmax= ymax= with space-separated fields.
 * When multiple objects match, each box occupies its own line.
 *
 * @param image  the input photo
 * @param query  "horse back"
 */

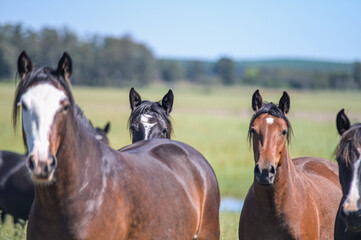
xmin=118 ymin=139 xmax=220 ymax=239
xmin=292 ymin=157 xmax=340 ymax=185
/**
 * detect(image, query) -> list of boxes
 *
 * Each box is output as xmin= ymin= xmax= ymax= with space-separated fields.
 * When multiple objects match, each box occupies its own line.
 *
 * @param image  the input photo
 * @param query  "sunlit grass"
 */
xmin=1 ymin=82 xmax=361 ymax=239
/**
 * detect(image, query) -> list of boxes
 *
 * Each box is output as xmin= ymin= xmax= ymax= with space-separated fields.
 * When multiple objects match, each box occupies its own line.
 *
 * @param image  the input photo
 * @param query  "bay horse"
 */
xmin=0 ymin=120 xmax=111 ymax=228
xmin=128 ymin=87 xmax=173 ymax=143
xmin=334 ymin=109 xmax=361 ymax=239
xmin=13 ymin=51 xmax=220 ymax=240
xmin=238 ymin=89 xmax=342 ymax=240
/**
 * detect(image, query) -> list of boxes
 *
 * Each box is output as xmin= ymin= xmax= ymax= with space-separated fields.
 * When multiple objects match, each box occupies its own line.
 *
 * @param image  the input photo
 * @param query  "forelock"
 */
xmin=248 ymin=102 xmax=293 ymax=143
xmin=336 ymin=123 xmax=361 ymax=165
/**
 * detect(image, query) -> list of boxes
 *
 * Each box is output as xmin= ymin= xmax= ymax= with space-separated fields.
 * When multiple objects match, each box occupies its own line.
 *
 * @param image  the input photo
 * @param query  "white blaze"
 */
xmin=343 ymin=156 xmax=361 ymax=213
xmin=266 ymin=117 xmax=274 ymax=125
xmin=140 ymin=114 xmax=157 ymax=140
xmin=20 ymin=84 xmax=66 ymax=159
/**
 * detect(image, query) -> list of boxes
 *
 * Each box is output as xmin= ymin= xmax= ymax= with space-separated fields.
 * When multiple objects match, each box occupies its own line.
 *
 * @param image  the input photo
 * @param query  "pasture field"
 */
xmin=1 ymin=81 xmax=361 ymax=239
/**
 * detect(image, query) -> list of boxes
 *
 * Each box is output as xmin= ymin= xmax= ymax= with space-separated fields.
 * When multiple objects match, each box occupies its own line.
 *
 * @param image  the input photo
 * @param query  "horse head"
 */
xmin=128 ymin=87 xmax=173 ymax=143
xmin=336 ymin=109 xmax=361 ymax=231
xmin=13 ymin=51 xmax=75 ymax=184
xmin=249 ymin=89 xmax=292 ymax=186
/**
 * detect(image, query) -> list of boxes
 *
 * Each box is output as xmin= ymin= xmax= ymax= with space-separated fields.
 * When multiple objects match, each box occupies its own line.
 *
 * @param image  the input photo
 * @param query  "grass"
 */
xmin=1 ymin=81 xmax=361 ymax=239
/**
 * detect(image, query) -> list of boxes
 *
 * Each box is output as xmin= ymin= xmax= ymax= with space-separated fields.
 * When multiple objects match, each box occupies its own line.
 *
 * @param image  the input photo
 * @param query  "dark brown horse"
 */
xmin=13 ymin=51 xmax=220 ymax=240
xmin=238 ymin=90 xmax=342 ymax=240
xmin=128 ymin=87 xmax=173 ymax=143
xmin=0 ymin=119 xmax=110 ymax=228
xmin=334 ymin=109 xmax=361 ymax=239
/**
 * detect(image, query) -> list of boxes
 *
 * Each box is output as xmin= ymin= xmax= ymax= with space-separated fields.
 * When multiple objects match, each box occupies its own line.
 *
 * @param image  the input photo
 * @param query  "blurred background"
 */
xmin=0 ymin=1 xmax=361 ymax=239
xmin=0 ymin=0 xmax=360 ymax=88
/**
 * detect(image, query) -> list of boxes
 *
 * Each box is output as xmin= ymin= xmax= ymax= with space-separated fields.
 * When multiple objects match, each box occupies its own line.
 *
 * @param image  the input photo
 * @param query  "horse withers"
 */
xmin=128 ymin=87 xmax=173 ymax=143
xmin=13 ymin=51 xmax=220 ymax=240
xmin=334 ymin=109 xmax=361 ymax=239
xmin=238 ymin=90 xmax=342 ymax=240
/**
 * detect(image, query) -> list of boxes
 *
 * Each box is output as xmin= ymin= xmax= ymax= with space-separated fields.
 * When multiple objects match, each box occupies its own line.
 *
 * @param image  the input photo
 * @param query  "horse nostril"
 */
xmin=28 ymin=156 xmax=35 ymax=171
xmin=50 ymin=156 xmax=57 ymax=167
xmin=269 ymin=165 xmax=276 ymax=174
xmin=44 ymin=165 xmax=49 ymax=174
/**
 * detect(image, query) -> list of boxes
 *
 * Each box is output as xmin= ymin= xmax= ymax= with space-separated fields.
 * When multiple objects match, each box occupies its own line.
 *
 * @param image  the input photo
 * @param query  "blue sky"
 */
xmin=1 ymin=0 xmax=360 ymax=61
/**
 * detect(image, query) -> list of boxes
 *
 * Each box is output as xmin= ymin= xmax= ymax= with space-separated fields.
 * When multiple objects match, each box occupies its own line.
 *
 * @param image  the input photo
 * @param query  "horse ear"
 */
xmin=336 ymin=109 xmax=351 ymax=135
xmin=17 ymin=51 xmax=33 ymax=80
xmin=162 ymin=89 xmax=174 ymax=115
xmin=252 ymin=89 xmax=263 ymax=112
xmin=104 ymin=122 xmax=111 ymax=134
xmin=129 ymin=87 xmax=142 ymax=111
xmin=279 ymin=91 xmax=290 ymax=114
xmin=57 ymin=52 xmax=72 ymax=84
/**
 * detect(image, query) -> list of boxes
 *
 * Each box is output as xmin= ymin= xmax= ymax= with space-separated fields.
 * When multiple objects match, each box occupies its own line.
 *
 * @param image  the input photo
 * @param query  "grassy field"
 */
xmin=1 ymin=82 xmax=361 ymax=239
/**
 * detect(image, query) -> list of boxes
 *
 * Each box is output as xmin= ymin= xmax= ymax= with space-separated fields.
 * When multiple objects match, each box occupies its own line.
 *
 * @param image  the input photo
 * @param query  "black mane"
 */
xmin=128 ymin=100 xmax=173 ymax=136
xmin=336 ymin=123 xmax=361 ymax=165
xmin=248 ymin=102 xmax=293 ymax=143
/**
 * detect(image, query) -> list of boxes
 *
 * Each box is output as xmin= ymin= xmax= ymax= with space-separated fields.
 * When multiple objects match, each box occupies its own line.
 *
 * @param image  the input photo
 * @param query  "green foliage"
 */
xmin=215 ymin=57 xmax=236 ymax=85
xmin=0 ymin=23 xmax=357 ymax=89
xmin=353 ymin=61 xmax=361 ymax=88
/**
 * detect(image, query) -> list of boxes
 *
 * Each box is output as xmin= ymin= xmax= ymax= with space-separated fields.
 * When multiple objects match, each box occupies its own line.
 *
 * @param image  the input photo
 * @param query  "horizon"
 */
xmin=1 ymin=0 xmax=360 ymax=62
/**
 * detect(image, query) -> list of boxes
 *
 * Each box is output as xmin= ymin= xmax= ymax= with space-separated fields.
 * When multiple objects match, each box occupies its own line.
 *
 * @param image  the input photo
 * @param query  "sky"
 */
xmin=0 ymin=0 xmax=360 ymax=62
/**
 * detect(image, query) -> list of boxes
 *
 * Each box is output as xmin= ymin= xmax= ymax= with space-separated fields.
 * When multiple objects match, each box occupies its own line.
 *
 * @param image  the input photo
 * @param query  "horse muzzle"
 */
xmin=26 ymin=154 xmax=57 ymax=183
xmin=254 ymin=163 xmax=276 ymax=186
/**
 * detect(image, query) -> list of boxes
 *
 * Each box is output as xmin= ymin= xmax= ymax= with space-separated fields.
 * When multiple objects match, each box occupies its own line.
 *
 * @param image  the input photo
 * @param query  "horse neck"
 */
xmin=34 ymin=111 xmax=101 ymax=209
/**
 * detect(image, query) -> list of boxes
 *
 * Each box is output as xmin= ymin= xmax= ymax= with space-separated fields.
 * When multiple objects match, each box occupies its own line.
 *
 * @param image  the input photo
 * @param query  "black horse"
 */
xmin=0 ymin=117 xmax=111 ymax=228
xmin=334 ymin=109 xmax=361 ymax=239
xmin=128 ymin=87 xmax=173 ymax=143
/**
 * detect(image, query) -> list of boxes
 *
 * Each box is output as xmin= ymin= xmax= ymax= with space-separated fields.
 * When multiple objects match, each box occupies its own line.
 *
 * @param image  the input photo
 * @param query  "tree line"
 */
xmin=0 ymin=24 xmax=360 ymax=89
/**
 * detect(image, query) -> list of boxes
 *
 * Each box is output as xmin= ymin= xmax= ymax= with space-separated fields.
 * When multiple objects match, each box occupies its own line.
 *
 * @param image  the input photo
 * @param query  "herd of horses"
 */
xmin=0 ymin=51 xmax=360 ymax=239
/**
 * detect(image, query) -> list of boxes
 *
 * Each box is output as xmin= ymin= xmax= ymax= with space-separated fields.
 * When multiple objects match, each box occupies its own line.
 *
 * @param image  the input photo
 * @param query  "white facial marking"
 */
xmin=266 ymin=117 xmax=274 ymax=125
xmin=343 ymin=157 xmax=361 ymax=213
xmin=140 ymin=114 xmax=157 ymax=140
xmin=21 ymin=84 xmax=66 ymax=160
xmin=95 ymin=135 xmax=103 ymax=140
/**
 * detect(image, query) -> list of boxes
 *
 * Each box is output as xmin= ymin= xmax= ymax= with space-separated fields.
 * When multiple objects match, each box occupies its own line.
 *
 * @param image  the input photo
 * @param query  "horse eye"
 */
xmin=63 ymin=104 xmax=70 ymax=112
xmin=281 ymin=130 xmax=288 ymax=136
xmin=250 ymin=128 xmax=256 ymax=135
xmin=130 ymin=125 xmax=136 ymax=132
xmin=162 ymin=129 xmax=168 ymax=134
xmin=22 ymin=103 xmax=28 ymax=111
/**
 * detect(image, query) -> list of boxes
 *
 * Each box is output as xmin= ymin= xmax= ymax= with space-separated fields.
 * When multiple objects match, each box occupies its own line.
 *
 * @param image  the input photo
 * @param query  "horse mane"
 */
xmin=74 ymin=104 xmax=98 ymax=135
xmin=248 ymin=102 xmax=293 ymax=144
xmin=127 ymin=100 xmax=173 ymax=137
xmin=12 ymin=66 xmax=74 ymax=129
xmin=336 ymin=123 xmax=361 ymax=165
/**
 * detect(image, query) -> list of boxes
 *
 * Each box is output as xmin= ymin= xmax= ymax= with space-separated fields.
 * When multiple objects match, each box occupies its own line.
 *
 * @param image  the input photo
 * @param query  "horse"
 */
xmin=92 ymin=121 xmax=111 ymax=145
xmin=13 ymin=51 xmax=220 ymax=240
xmin=0 ymin=119 xmax=111 ymax=228
xmin=334 ymin=109 xmax=361 ymax=239
xmin=238 ymin=89 xmax=342 ymax=240
xmin=128 ymin=87 xmax=173 ymax=143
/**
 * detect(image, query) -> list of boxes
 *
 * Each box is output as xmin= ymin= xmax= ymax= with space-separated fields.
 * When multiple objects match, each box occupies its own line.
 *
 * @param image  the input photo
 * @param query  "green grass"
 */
xmin=1 ymin=82 xmax=361 ymax=239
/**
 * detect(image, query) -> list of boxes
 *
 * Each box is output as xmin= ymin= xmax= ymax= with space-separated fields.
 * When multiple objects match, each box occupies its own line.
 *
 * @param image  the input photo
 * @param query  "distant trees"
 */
xmin=353 ymin=61 xmax=361 ymax=88
xmin=0 ymin=23 xmax=358 ymax=89
xmin=215 ymin=57 xmax=236 ymax=85
xmin=158 ymin=60 xmax=184 ymax=83
xmin=0 ymin=24 xmax=156 ymax=86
